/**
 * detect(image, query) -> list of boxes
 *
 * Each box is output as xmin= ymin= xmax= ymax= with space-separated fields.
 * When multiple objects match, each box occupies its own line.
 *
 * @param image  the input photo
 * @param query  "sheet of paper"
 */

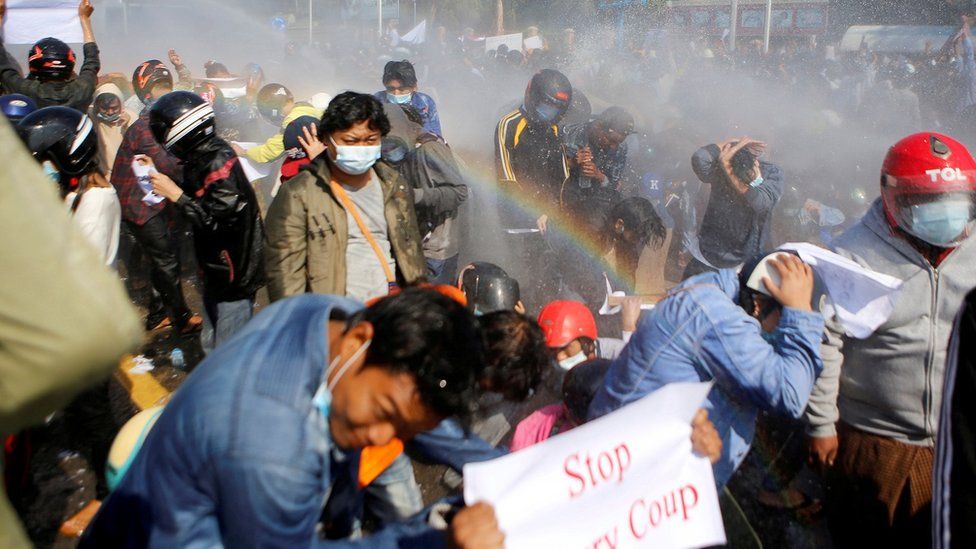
xmin=779 ymin=242 xmax=904 ymax=338
xmin=485 ymin=32 xmax=523 ymax=53
xmin=232 ymin=142 xmax=276 ymax=182
xmin=601 ymin=273 xmax=656 ymax=315
xmin=3 ymin=1 xmax=82 ymax=44
xmin=131 ymin=160 xmax=165 ymax=206
xmin=464 ymin=382 xmax=725 ymax=549
xmin=505 ymin=228 xmax=540 ymax=235
xmin=523 ymin=35 xmax=544 ymax=51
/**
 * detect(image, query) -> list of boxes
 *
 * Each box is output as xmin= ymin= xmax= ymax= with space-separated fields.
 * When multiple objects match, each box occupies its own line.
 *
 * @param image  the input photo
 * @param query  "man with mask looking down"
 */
xmin=265 ymin=91 xmax=426 ymax=304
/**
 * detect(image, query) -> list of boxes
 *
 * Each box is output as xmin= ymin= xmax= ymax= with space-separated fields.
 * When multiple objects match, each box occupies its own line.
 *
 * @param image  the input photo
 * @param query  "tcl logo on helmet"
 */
xmin=926 ymin=168 xmax=969 ymax=182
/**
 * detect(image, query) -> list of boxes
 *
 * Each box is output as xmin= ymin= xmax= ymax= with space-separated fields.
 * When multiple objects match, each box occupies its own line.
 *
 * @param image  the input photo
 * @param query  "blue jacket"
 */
xmin=374 ymin=90 xmax=443 ymax=137
xmin=588 ymin=270 xmax=824 ymax=486
xmin=80 ymin=295 xmax=444 ymax=548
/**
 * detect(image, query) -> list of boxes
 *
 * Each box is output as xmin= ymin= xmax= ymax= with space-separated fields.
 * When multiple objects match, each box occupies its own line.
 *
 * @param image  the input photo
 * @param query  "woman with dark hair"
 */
xmin=601 ymin=196 xmax=667 ymax=291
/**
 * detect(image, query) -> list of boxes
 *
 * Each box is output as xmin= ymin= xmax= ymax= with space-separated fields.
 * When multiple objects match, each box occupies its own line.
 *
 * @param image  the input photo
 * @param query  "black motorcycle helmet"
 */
xmin=18 ymin=106 xmax=97 ymax=193
xmin=457 ymin=262 xmax=521 ymax=315
xmin=28 ymin=38 xmax=75 ymax=80
xmin=149 ymin=91 xmax=216 ymax=160
xmin=132 ymin=60 xmax=174 ymax=105
xmin=522 ymin=69 xmax=573 ymax=126
xmin=256 ymin=83 xmax=294 ymax=125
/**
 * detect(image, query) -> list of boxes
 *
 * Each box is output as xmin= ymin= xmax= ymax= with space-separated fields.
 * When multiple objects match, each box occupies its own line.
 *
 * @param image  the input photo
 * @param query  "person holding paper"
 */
xmin=804 ymin=132 xmax=976 ymax=548
xmin=145 ymin=91 xmax=265 ymax=354
xmin=0 ymin=0 xmax=99 ymax=112
xmin=80 ymin=288 xmax=506 ymax=549
xmin=231 ymin=83 xmax=322 ymax=164
xmin=590 ymin=252 xmax=824 ymax=487
xmin=111 ymin=59 xmax=201 ymax=334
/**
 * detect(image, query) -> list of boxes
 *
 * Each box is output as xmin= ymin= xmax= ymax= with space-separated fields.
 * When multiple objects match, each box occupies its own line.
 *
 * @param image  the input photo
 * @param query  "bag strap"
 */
xmin=329 ymin=180 xmax=397 ymax=292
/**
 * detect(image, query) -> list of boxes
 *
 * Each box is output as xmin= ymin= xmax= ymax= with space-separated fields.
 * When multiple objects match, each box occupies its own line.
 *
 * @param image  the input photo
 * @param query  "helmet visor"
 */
xmin=891 ymin=190 xmax=976 ymax=247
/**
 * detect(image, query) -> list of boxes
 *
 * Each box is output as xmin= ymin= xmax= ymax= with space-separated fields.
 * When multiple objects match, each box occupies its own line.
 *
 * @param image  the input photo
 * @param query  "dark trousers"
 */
xmin=125 ymin=215 xmax=192 ymax=328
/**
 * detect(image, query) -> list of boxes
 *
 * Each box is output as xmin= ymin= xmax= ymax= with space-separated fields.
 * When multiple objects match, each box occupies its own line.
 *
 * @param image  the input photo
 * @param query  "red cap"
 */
xmin=537 ymin=300 xmax=598 ymax=349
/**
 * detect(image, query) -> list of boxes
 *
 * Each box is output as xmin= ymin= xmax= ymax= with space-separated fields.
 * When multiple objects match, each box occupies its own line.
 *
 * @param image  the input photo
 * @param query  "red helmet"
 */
xmin=881 ymin=132 xmax=976 ymax=247
xmin=537 ymin=301 xmax=597 ymax=349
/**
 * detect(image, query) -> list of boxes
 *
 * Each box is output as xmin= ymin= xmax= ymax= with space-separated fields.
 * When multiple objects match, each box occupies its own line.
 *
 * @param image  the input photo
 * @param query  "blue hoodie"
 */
xmin=588 ymin=269 xmax=824 ymax=486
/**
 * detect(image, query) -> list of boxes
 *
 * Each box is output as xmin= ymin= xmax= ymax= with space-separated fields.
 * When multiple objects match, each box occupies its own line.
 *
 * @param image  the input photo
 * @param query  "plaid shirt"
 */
xmin=110 ymin=110 xmax=183 ymax=225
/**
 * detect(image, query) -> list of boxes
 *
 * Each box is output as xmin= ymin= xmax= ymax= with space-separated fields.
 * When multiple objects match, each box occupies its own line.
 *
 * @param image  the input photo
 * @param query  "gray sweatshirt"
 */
xmin=805 ymin=199 xmax=976 ymax=445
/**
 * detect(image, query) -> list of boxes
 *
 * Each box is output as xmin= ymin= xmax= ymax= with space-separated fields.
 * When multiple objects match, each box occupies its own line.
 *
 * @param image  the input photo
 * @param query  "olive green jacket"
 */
xmin=0 ymin=117 xmax=143 ymax=548
xmin=264 ymin=158 xmax=426 ymax=302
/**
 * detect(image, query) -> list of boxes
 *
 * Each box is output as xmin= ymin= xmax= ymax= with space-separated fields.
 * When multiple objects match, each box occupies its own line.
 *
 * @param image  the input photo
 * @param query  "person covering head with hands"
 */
xmin=0 ymin=0 xmax=100 ymax=112
xmin=684 ymin=136 xmax=784 ymax=279
xmin=590 ymin=251 xmax=824 ymax=487
xmin=81 ymin=287 xmax=507 ymax=548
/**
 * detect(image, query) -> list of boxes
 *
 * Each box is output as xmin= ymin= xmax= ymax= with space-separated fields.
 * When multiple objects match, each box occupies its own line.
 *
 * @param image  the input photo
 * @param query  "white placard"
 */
xmin=131 ymin=160 xmax=165 ymax=206
xmin=3 ymin=0 xmax=83 ymax=45
xmin=485 ymin=32 xmax=523 ymax=53
xmin=232 ymin=142 xmax=275 ymax=182
xmin=523 ymin=35 xmax=544 ymax=51
xmin=464 ymin=382 xmax=726 ymax=549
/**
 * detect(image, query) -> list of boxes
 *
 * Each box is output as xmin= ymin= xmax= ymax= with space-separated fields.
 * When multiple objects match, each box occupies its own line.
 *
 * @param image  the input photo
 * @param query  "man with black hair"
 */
xmin=265 ymin=91 xmax=426 ymax=303
xmin=0 ymin=0 xmax=99 ymax=111
xmin=374 ymin=59 xmax=443 ymax=137
xmin=590 ymin=252 xmax=824 ymax=487
xmin=560 ymin=106 xmax=635 ymax=229
xmin=683 ymin=137 xmax=784 ymax=280
xmin=81 ymin=287 xmax=505 ymax=548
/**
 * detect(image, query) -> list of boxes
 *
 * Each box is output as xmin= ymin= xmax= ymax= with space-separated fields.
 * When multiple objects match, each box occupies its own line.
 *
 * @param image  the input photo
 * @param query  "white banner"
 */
xmin=485 ymin=32 xmax=523 ymax=53
xmin=3 ymin=1 xmax=83 ymax=45
xmin=464 ymin=382 xmax=726 ymax=549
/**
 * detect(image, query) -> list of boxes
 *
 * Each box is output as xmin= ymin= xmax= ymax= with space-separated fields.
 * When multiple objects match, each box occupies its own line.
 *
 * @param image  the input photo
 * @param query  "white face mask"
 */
xmin=329 ymin=135 xmax=381 ymax=175
xmin=557 ymin=351 xmax=587 ymax=371
xmin=313 ymin=339 xmax=372 ymax=419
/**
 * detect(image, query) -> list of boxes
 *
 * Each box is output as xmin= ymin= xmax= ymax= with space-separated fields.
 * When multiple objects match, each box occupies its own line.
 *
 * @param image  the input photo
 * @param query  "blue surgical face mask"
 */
xmin=909 ymin=200 xmax=972 ymax=247
xmin=329 ymin=136 xmax=382 ymax=175
xmin=749 ymin=175 xmax=764 ymax=188
xmin=41 ymin=161 xmax=60 ymax=183
xmin=386 ymin=92 xmax=413 ymax=105
xmin=313 ymin=339 xmax=372 ymax=419
xmin=534 ymin=102 xmax=561 ymax=124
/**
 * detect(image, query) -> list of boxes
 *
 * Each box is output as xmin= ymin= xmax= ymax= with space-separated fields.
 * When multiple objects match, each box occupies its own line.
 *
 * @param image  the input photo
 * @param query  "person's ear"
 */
xmin=342 ymin=321 xmax=375 ymax=355
xmin=614 ymin=219 xmax=625 ymax=234
xmin=752 ymin=297 xmax=763 ymax=319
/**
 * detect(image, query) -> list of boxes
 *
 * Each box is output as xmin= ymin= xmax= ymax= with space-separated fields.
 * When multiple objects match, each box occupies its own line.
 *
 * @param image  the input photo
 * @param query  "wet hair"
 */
xmin=354 ymin=286 xmax=486 ymax=424
xmin=605 ymin=196 xmax=666 ymax=250
xmin=204 ymin=61 xmax=230 ymax=78
xmin=397 ymin=104 xmax=424 ymax=127
xmin=730 ymin=145 xmax=759 ymax=184
xmin=382 ymin=60 xmax=418 ymax=87
xmin=477 ymin=311 xmax=549 ymax=402
xmin=319 ymin=91 xmax=391 ymax=138
xmin=562 ymin=359 xmax=611 ymax=425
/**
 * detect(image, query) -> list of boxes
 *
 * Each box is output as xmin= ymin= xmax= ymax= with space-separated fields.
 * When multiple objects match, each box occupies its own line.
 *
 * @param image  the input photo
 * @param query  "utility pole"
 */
xmin=762 ymin=0 xmax=772 ymax=53
xmin=729 ymin=0 xmax=738 ymax=52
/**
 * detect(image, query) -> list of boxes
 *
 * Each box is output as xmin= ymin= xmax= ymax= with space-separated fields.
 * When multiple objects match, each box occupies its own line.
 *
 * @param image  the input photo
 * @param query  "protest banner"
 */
xmin=3 ymin=0 xmax=83 ymax=45
xmin=485 ymin=32 xmax=523 ymax=53
xmin=464 ymin=382 xmax=726 ymax=549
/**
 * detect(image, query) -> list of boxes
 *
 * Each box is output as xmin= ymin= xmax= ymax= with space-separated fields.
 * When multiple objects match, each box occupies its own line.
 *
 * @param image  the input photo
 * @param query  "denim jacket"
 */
xmin=81 ymin=295 xmax=443 ymax=548
xmin=588 ymin=270 xmax=824 ymax=486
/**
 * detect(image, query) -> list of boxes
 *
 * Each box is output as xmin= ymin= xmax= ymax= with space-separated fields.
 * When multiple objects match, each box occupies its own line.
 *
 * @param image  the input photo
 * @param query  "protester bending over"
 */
xmin=457 ymin=262 xmax=525 ymax=315
xmin=0 ymin=113 xmax=141 ymax=547
xmin=280 ymin=115 xmax=321 ymax=183
xmin=232 ymin=83 xmax=322 ymax=163
xmin=0 ymin=0 xmax=99 ymax=112
xmin=804 ymin=133 xmax=976 ymax=548
xmin=683 ymin=137 xmax=784 ymax=279
xmin=80 ymin=287 xmax=505 ymax=549
xmin=111 ymin=59 xmax=201 ymax=333
xmin=265 ymin=91 xmax=426 ymax=303
xmin=591 ymin=252 xmax=824 ymax=487
xmin=374 ymin=60 xmax=442 ymax=137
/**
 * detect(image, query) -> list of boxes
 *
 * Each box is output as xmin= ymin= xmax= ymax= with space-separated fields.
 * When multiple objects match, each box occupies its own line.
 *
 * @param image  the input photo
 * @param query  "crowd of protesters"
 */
xmin=4 ymin=1 xmax=976 ymax=548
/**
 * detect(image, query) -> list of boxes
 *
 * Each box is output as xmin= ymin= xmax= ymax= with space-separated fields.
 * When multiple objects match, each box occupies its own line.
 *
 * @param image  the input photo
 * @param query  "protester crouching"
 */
xmin=805 ymin=132 xmax=976 ymax=548
xmin=80 ymin=287 xmax=506 ymax=549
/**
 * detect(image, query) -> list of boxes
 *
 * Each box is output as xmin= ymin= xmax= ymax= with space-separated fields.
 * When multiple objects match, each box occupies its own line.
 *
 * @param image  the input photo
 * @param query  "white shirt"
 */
xmin=66 ymin=187 xmax=121 ymax=267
